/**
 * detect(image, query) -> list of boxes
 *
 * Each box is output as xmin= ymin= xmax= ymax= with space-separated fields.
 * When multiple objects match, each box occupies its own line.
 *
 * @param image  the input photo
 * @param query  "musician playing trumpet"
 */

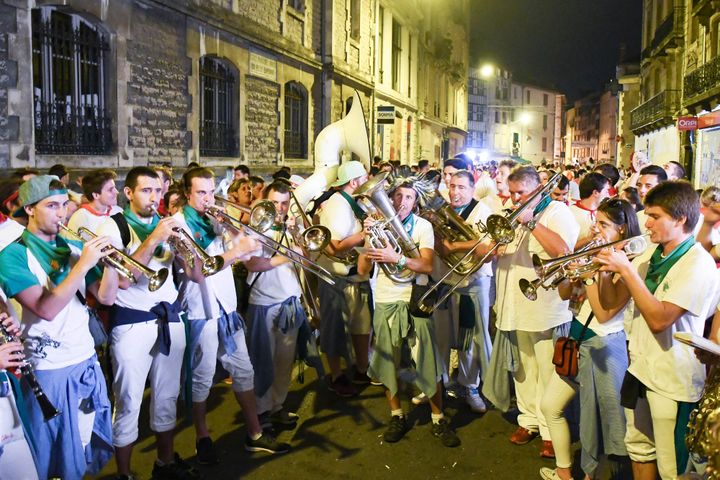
xmin=483 ymin=166 xmax=579 ymax=458
xmin=173 ymin=168 xmax=288 ymax=463
xmin=0 ymin=175 xmax=119 ymax=479
xmin=358 ymin=177 xmax=460 ymax=448
xmin=594 ymin=182 xmax=719 ymax=480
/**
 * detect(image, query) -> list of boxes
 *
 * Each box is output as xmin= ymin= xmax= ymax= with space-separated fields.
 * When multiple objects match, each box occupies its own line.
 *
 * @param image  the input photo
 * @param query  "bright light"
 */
xmin=480 ymin=64 xmax=494 ymax=79
xmin=479 ymin=149 xmax=490 ymax=163
xmin=519 ymin=112 xmax=532 ymax=125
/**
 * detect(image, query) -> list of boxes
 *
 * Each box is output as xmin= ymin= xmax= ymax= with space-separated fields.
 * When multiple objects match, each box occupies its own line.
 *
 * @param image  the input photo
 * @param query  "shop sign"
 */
xmin=699 ymin=111 xmax=720 ymax=130
xmin=249 ymin=52 xmax=277 ymax=82
xmin=677 ymin=116 xmax=698 ymax=131
xmin=377 ymin=106 xmax=395 ymax=124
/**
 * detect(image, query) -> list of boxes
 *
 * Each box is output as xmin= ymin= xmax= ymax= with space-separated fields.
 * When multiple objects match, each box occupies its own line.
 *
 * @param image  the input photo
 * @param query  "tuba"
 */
xmin=687 ymin=366 xmax=720 ymax=478
xmin=355 ymin=172 xmax=419 ymax=283
xmin=418 ymin=189 xmax=481 ymax=276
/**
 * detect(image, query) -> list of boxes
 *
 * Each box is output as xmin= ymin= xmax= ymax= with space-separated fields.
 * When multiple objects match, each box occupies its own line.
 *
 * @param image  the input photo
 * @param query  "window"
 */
xmin=391 ymin=19 xmax=402 ymax=91
xmin=378 ymin=6 xmax=384 ymax=83
xmin=288 ymin=0 xmax=304 ymax=11
xmin=350 ymin=0 xmax=360 ymax=40
xmin=284 ymin=82 xmax=308 ymax=158
xmin=510 ymin=109 xmax=514 ymax=122
xmin=32 ymin=8 xmax=111 ymax=155
xmin=199 ymin=56 xmax=238 ymax=157
xmin=495 ymin=111 xmax=500 ymax=123
xmin=502 ymin=112 xmax=507 ymax=124
xmin=543 ymin=115 xmax=548 ymax=130
xmin=526 ymin=90 xmax=530 ymax=104
xmin=543 ymin=93 xmax=549 ymax=106
xmin=542 ymin=137 xmax=547 ymax=152
xmin=407 ymin=35 xmax=413 ymax=97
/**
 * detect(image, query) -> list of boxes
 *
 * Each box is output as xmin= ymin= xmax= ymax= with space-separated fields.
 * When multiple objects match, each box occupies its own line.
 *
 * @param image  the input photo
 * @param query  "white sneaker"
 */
xmin=466 ymin=387 xmax=487 ymax=413
xmin=411 ymin=392 xmax=429 ymax=405
xmin=539 ymin=467 xmax=573 ymax=480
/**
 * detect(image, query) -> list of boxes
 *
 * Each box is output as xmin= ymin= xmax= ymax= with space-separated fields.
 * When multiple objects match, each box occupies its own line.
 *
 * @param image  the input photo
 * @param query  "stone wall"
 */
xmin=0 ymin=3 xmax=18 ymax=169
xmin=235 ymin=0 xmax=281 ymax=34
xmin=126 ymin=3 xmax=191 ymax=166
xmin=245 ymin=76 xmax=279 ymax=165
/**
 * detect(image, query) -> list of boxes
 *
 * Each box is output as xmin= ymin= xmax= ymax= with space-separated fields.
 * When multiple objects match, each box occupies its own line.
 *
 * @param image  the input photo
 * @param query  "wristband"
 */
xmin=526 ymin=220 xmax=537 ymax=231
xmin=396 ymin=255 xmax=407 ymax=270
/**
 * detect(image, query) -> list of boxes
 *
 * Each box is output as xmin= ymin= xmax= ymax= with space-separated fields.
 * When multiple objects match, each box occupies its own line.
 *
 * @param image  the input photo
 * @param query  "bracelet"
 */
xmin=396 ymin=255 xmax=407 ymax=270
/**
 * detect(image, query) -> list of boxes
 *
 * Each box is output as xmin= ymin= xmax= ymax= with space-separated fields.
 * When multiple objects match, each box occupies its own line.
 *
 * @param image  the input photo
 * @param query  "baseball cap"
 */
xmin=330 ymin=161 xmax=367 ymax=187
xmin=12 ymin=175 xmax=68 ymax=218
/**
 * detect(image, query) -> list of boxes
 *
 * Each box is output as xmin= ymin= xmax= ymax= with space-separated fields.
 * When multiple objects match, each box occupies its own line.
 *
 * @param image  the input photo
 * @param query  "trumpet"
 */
xmin=214 ymin=195 xmax=276 ymax=233
xmin=522 ymin=234 xmax=650 ymax=301
xmin=276 ymin=179 xmax=332 ymax=255
xmin=58 ymin=223 xmax=168 ymax=292
xmin=0 ymin=297 xmax=60 ymax=421
xmin=205 ymin=204 xmax=336 ymax=286
xmin=418 ymin=173 xmax=564 ymax=312
xmin=149 ymin=205 xmax=224 ymax=277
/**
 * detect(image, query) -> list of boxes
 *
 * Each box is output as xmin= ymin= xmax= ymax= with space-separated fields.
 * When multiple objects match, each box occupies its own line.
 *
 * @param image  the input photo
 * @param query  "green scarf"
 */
xmin=339 ymin=191 xmax=367 ymax=220
xmin=21 ymin=229 xmax=71 ymax=285
xmin=124 ymin=206 xmax=159 ymax=242
xmin=182 ymin=205 xmax=216 ymax=249
xmin=644 ymin=235 xmax=695 ymax=294
xmin=533 ymin=194 xmax=552 ymax=216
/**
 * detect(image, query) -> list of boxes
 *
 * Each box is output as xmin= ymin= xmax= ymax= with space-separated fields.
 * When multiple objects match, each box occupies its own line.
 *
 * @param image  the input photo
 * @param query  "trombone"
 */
xmin=58 ymin=223 xmax=169 ymax=292
xmin=520 ymin=233 xmax=650 ymax=300
xmin=418 ymin=173 xmax=563 ymax=313
xmin=214 ymin=195 xmax=276 ymax=233
xmin=205 ymin=204 xmax=336 ymax=286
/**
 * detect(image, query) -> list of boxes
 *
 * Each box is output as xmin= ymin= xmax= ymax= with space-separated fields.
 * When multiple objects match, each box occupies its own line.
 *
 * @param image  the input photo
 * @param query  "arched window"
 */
xmin=284 ymin=82 xmax=307 ymax=158
xmin=200 ymin=56 xmax=238 ymax=157
xmin=32 ymin=8 xmax=111 ymax=155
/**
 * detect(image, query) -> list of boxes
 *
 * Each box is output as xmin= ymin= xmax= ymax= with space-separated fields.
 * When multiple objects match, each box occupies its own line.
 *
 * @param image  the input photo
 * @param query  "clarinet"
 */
xmin=0 ymin=299 xmax=60 ymax=421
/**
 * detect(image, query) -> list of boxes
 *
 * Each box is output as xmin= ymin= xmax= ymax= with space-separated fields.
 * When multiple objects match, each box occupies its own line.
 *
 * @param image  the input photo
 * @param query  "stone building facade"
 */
xmin=0 ymin=0 xmax=468 ymax=175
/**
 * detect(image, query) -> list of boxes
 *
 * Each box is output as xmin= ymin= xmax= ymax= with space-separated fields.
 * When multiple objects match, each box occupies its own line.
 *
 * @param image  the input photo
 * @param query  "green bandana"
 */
xmin=533 ymin=194 xmax=553 ymax=216
xmin=644 ymin=235 xmax=695 ymax=294
xmin=339 ymin=191 xmax=367 ymax=220
xmin=21 ymin=229 xmax=71 ymax=285
xmin=124 ymin=206 xmax=159 ymax=242
xmin=182 ymin=205 xmax=216 ymax=249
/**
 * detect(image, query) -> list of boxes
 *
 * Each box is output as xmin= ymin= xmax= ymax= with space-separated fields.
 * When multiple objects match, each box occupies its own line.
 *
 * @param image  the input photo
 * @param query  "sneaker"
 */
xmin=510 ymin=426 xmax=538 ymax=445
xmin=244 ymin=432 xmax=291 ymax=454
xmin=540 ymin=440 xmax=556 ymax=459
xmin=152 ymin=454 xmax=202 ymax=480
xmin=539 ymin=467 xmax=572 ymax=480
xmin=258 ymin=411 xmax=273 ymax=431
xmin=383 ymin=415 xmax=408 ymax=443
xmin=195 ymin=437 xmax=218 ymax=465
xmin=352 ymin=370 xmax=371 ymax=385
xmin=431 ymin=418 xmax=461 ymax=448
xmin=327 ymin=374 xmax=357 ymax=398
xmin=466 ymin=387 xmax=487 ymax=413
xmin=445 ymin=383 xmax=462 ymax=399
xmin=269 ymin=408 xmax=300 ymax=426
xmin=411 ymin=392 xmax=429 ymax=405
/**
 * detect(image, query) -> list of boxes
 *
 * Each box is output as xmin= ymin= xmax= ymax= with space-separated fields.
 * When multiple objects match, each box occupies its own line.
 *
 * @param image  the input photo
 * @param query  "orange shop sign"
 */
xmin=699 ymin=111 xmax=720 ymax=129
xmin=677 ymin=116 xmax=698 ymax=131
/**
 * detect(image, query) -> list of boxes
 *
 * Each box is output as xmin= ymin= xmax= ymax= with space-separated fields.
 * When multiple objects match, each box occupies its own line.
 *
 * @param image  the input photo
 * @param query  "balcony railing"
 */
xmin=630 ymin=90 xmax=680 ymax=131
xmin=684 ymin=55 xmax=720 ymax=103
xmin=642 ymin=6 xmax=684 ymax=60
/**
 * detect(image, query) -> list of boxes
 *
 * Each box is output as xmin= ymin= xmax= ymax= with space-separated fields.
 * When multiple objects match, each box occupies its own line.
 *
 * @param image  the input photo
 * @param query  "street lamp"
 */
xmin=519 ymin=111 xmax=532 ymax=125
xmin=480 ymin=63 xmax=494 ymax=79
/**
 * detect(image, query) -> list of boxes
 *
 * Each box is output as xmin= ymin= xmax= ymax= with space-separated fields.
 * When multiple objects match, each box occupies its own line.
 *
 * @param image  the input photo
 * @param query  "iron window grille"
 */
xmin=284 ymin=82 xmax=307 ymax=158
xmin=32 ymin=8 xmax=112 ymax=155
xmin=200 ymin=57 xmax=237 ymax=157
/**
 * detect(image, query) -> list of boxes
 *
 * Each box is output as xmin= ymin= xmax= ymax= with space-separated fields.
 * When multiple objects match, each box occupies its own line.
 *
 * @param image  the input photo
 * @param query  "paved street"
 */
xmin=95 ymin=366 xmax=596 ymax=480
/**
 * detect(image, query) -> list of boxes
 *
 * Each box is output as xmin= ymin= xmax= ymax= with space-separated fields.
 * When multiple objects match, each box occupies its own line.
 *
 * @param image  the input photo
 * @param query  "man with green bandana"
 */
xmin=357 ymin=177 xmax=460 ymax=448
xmin=0 ymin=175 xmax=119 ymax=479
xmin=595 ymin=181 xmax=719 ymax=480
xmin=97 ymin=167 xmax=198 ymax=480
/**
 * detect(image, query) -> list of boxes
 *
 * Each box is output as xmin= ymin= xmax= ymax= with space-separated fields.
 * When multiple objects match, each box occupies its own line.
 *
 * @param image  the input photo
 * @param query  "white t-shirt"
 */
xmin=481 ymin=193 xmax=512 ymax=216
xmin=627 ymin=243 xmax=719 ymax=402
xmin=495 ymin=201 xmax=580 ymax=332
xmin=432 ymin=200 xmax=494 ymax=289
xmin=569 ymin=181 xmax=581 ymax=202
xmin=0 ymin=219 xmax=24 ymax=252
xmin=67 ymin=206 xmax=116 ymax=234
xmin=374 ymin=215 xmax=434 ymax=304
xmin=317 ymin=192 xmax=365 ymax=278
xmin=246 ymin=228 xmax=302 ymax=306
xmin=0 ymin=242 xmax=95 ymax=370
xmin=97 ymin=215 xmax=179 ymax=312
xmin=575 ymin=295 xmax=626 ymax=337
xmin=473 ymin=173 xmax=497 ymax=201
xmin=173 ymin=210 xmax=237 ymax=320
xmin=569 ymin=203 xmax=595 ymax=241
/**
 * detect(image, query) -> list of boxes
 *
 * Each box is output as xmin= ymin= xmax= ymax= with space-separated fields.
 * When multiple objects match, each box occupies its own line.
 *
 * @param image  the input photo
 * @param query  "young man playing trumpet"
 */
xmin=595 ymin=181 xmax=719 ymax=480
xmin=483 ymin=166 xmax=579 ymax=458
xmin=0 ymin=175 xmax=119 ymax=479
xmin=97 ymin=167 xmax=197 ymax=480
xmin=174 ymin=168 xmax=288 ymax=463
xmin=245 ymin=180 xmax=308 ymax=431
xmin=358 ymin=177 xmax=459 ymax=447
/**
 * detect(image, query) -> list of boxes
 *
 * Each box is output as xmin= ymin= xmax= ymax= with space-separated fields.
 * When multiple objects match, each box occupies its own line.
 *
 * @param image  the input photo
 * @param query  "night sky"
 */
xmin=469 ymin=0 xmax=643 ymax=102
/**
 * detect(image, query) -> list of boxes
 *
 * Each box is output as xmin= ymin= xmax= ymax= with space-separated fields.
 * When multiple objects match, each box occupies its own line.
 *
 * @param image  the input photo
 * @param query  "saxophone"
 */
xmin=687 ymin=366 xmax=720 ymax=479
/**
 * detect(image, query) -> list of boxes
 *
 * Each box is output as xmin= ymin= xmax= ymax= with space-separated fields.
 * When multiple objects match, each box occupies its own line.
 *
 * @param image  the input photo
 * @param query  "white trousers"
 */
xmin=541 ymin=371 xmax=577 ymax=468
xmin=624 ymin=389 xmax=679 ymax=480
xmin=0 ymin=396 xmax=38 ymax=480
xmin=514 ymin=329 xmax=555 ymax=440
xmin=190 ymin=317 xmax=254 ymax=402
xmin=110 ymin=320 xmax=186 ymax=447
xmin=252 ymin=304 xmax=300 ymax=416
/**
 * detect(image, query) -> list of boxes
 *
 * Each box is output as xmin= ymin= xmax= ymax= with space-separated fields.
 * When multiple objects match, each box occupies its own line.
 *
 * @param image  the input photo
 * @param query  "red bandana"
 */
xmin=79 ymin=204 xmax=111 ymax=216
xmin=573 ymin=200 xmax=596 ymax=220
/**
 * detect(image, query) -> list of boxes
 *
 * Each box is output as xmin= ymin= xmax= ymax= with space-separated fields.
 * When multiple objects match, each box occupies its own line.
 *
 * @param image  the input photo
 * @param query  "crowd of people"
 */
xmin=0 ymin=153 xmax=718 ymax=480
